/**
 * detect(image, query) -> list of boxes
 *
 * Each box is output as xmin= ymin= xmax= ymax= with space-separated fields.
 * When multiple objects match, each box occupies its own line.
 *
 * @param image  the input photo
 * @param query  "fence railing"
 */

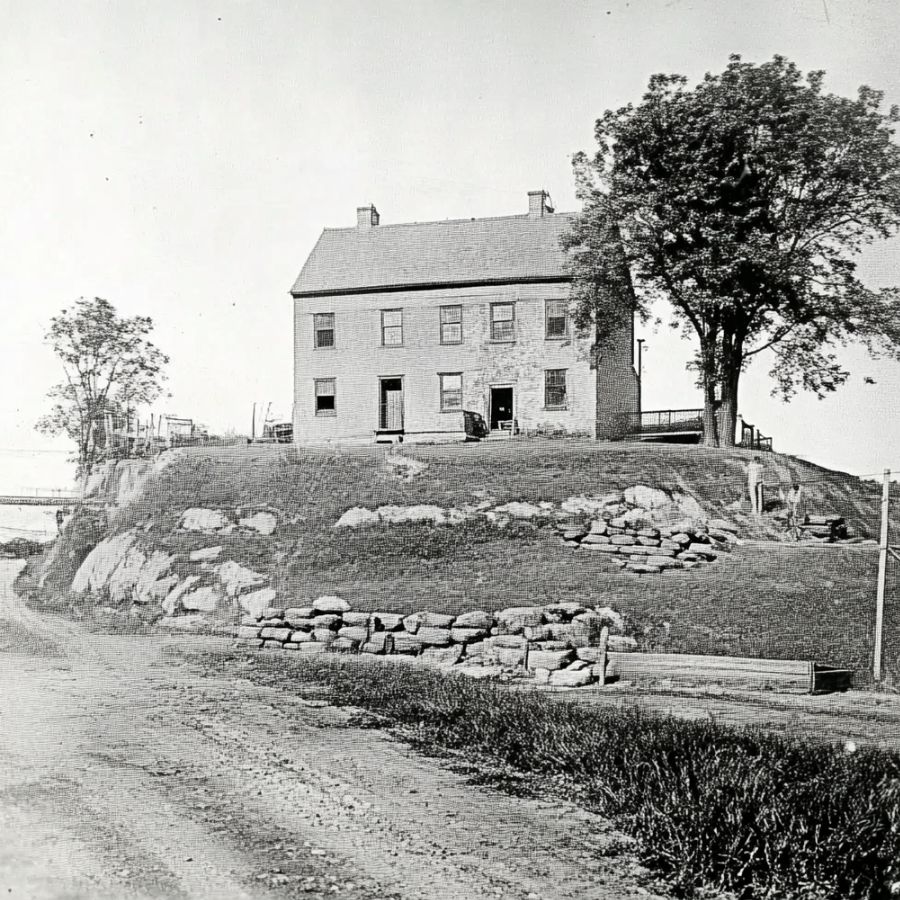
xmin=624 ymin=408 xmax=705 ymax=436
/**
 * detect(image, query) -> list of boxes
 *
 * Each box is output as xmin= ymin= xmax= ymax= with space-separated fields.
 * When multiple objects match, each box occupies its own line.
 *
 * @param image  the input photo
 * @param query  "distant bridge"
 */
xmin=0 ymin=495 xmax=80 ymax=507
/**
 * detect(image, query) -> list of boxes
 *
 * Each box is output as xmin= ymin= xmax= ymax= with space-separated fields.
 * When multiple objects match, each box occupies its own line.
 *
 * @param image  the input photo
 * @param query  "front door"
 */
xmin=489 ymin=387 xmax=514 ymax=431
xmin=379 ymin=377 xmax=404 ymax=431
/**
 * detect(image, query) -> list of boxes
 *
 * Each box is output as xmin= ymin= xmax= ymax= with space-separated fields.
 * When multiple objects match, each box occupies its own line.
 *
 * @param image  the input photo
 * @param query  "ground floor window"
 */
xmin=545 ymin=369 xmax=567 ymax=409
xmin=314 ymin=378 xmax=336 ymax=415
xmin=439 ymin=372 xmax=463 ymax=410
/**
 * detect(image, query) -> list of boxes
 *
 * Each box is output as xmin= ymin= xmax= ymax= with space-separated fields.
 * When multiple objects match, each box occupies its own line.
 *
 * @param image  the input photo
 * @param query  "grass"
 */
xmin=26 ymin=438 xmax=900 ymax=682
xmin=195 ymin=648 xmax=900 ymax=900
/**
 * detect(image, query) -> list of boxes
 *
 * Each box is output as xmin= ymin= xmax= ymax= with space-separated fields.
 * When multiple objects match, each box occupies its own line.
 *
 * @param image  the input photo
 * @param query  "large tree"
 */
xmin=565 ymin=55 xmax=900 ymax=446
xmin=37 ymin=297 xmax=169 ymax=475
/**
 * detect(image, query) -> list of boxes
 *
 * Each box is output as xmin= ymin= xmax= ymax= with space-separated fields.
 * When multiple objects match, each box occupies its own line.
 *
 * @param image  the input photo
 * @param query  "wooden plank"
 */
xmin=607 ymin=652 xmax=809 ymax=675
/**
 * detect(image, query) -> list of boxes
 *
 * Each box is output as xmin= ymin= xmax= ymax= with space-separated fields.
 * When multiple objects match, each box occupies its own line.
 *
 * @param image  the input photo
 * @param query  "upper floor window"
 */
xmin=490 ymin=302 xmax=515 ymax=342
xmin=545 ymin=300 xmax=568 ymax=339
xmin=381 ymin=309 xmax=403 ymax=346
xmin=314 ymin=378 xmax=336 ymax=416
xmin=545 ymin=369 xmax=567 ymax=409
xmin=314 ymin=313 xmax=335 ymax=348
xmin=439 ymin=373 xmax=463 ymax=411
xmin=440 ymin=305 xmax=462 ymax=344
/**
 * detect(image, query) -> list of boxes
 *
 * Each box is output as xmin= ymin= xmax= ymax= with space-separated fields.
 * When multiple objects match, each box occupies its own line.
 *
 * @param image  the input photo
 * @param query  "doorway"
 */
xmin=379 ymin=377 xmax=404 ymax=431
xmin=489 ymin=386 xmax=514 ymax=431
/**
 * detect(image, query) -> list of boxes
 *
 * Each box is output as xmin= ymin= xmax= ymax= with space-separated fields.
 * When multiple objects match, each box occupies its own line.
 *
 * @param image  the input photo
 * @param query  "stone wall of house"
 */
xmin=293 ymin=283 xmax=633 ymax=443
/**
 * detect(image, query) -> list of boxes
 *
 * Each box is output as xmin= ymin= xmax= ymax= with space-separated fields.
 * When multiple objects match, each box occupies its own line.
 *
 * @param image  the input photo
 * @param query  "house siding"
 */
xmin=293 ymin=282 xmax=634 ymax=443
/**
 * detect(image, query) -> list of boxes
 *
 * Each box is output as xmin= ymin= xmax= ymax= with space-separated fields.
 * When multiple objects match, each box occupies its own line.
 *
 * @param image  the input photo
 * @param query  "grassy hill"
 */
xmin=33 ymin=438 xmax=900 ymax=683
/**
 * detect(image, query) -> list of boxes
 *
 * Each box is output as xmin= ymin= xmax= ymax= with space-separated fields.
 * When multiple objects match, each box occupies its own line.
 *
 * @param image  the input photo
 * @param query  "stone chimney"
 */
xmin=527 ymin=189 xmax=554 ymax=217
xmin=357 ymin=204 xmax=380 ymax=228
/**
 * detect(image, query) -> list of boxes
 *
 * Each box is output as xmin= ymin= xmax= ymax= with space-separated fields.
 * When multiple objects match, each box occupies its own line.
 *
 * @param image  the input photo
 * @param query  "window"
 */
xmin=314 ymin=378 xmax=336 ymax=415
xmin=545 ymin=299 xmax=568 ymax=339
xmin=313 ymin=313 xmax=334 ymax=348
xmin=381 ymin=309 xmax=403 ymax=346
xmin=440 ymin=305 xmax=462 ymax=344
xmin=545 ymin=369 xmax=567 ymax=409
xmin=439 ymin=373 xmax=463 ymax=411
xmin=490 ymin=302 xmax=515 ymax=341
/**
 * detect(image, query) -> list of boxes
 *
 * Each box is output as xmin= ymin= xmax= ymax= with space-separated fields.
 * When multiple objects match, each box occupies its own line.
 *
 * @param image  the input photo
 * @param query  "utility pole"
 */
xmin=636 ymin=338 xmax=645 ymax=413
xmin=874 ymin=468 xmax=891 ymax=683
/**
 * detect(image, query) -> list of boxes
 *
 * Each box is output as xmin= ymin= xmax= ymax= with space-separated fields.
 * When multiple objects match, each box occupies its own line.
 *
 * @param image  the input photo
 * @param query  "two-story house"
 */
xmin=289 ymin=190 xmax=638 ymax=443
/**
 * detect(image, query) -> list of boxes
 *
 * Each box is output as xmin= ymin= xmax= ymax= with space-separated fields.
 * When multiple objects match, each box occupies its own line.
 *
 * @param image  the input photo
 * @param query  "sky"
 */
xmin=1 ymin=0 xmax=899 ymax=490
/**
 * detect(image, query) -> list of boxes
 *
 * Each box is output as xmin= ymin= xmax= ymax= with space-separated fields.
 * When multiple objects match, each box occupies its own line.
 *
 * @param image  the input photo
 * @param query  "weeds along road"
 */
xmin=0 ymin=561 xmax=671 ymax=900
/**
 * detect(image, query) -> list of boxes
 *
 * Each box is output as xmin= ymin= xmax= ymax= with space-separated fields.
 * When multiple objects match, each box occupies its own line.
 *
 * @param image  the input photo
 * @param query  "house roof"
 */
xmin=290 ymin=211 xmax=575 ymax=297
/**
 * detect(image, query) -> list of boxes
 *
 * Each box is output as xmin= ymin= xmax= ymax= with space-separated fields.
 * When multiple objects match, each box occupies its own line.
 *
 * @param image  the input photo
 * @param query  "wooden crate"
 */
xmin=605 ymin=652 xmax=852 ymax=694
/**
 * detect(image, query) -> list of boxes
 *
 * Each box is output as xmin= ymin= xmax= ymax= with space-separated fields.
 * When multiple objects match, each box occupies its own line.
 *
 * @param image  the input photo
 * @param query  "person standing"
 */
xmin=746 ymin=457 xmax=764 ymax=516
xmin=786 ymin=483 xmax=804 ymax=538
xmin=55 ymin=508 xmax=64 ymax=535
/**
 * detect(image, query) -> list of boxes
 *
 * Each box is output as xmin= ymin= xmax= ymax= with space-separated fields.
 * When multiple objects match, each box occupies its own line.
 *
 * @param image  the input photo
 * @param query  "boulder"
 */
xmin=372 ymin=613 xmax=404 ymax=631
xmin=313 ymin=628 xmax=337 ymax=644
xmin=534 ymin=640 xmax=570 ymax=651
xmin=646 ymin=556 xmax=684 ymax=569
xmin=561 ymin=530 xmax=587 ymax=542
xmin=624 ymin=485 xmax=671 ymax=510
xmin=523 ymin=624 xmax=553 ymax=641
xmin=687 ymin=543 xmax=719 ymax=559
xmin=609 ymin=534 xmax=636 ymax=546
xmin=709 ymin=518 xmax=740 ymax=533
xmin=626 ymin=563 xmax=663 ymax=574
xmin=392 ymin=633 xmax=422 ymax=655
xmin=636 ymin=536 xmax=661 ymax=547
xmin=239 ymin=588 xmax=278 ymax=618
xmin=180 ymin=508 xmax=230 ymax=532
xmin=455 ymin=610 xmax=493 ymax=630
xmin=334 ymin=507 xmax=381 ymax=528
xmin=362 ymin=633 xmax=394 ymax=655
xmin=415 ymin=627 xmax=452 ymax=647
xmin=567 ymin=659 xmax=591 ymax=671
xmin=593 ymin=607 xmax=625 ymax=634
xmin=331 ymin=636 xmax=359 ymax=652
xmin=338 ymin=626 xmax=369 ymax=644
xmin=421 ymin=645 xmax=464 ymax=666
xmin=402 ymin=613 xmax=422 ymax=634
xmin=161 ymin=575 xmax=200 ymax=615
xmin=180 ymin=586 xmax=222 ymax=612
xmin=313 ymin=595 xmax=351 ymax=613
xmin=492 ymin=501 xmax=545 ymax=519
xmin=261 ymin=640 xmax=282 ymax=649
xmin=496 ymin=606 xmax=544 ymax=632
xmin=608 ymin=635 xmax=638 ymax=651
xmin=238 ymin=511 xmax=277 ymax=535
xmin=298 ymin=643 xmax=328 ymax=654
xmin=493 ymin=634 xmax=527 ymax=649
xmin=581 ymin=533 xmax=611 ymax=545
xmin=259 ymin=626 xmax=292 ymax=641
xmin=72 ymin=531 xmax=138 ymax=595
xmin=547 ymin=623 xmax=591 ymax=648
xmin=418 ymin=612 xmax=456 ymax=629
xmin=527 ymin=649 xmax=573 ymax=671
xmin=189 ymin=545 xmax=223 ymax=562
xmin=495 ymin=646 xmax=527 ymax=668
xmin=107 ymin=545 xmax=149 ymax=605
xmin=533 ymin=667 xmax=551 ymax=685
xmin=582 ymin=543 xmax=620 ymax=553
xmin=549 ymin=667 xmax=593 ymax=687
xmin=289 ymin=630 xmax=314 ymax=643
xmin=343 ymin=612 xmax=371 ymax=627
xmin=284 ymin=606 xmax=315 ymax=622
xmin=450 ymin=627 xmax=488 ymax=643
xmin=215 ymin=561 xmax=267 ymax=598
xmin=282 ymin=643 xmax=301 ymax=650
xmin=312 ymin=614 xmax=341 ymax=630
xmin=575 ymin=646 xmax=606 ymax=663
xmin=236 ymin=626 xmax=260 ymax=640
xmin=588 ymin=520 xmax=608 ymax=535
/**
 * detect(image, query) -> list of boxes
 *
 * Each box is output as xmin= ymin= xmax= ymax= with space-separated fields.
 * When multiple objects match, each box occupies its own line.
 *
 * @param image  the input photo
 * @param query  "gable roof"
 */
xmin=290 ymin=211 xmax=575 ymax=297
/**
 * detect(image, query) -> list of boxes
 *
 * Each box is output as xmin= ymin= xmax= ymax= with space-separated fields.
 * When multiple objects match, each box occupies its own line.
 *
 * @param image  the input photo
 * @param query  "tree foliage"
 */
xmin=565 ymin=55 xmax=900 ymax=445
xmin=36 ymin=297 xmax=168 ymax=475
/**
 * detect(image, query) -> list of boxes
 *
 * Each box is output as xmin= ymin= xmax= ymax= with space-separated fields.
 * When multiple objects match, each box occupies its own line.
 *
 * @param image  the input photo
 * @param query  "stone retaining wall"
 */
xmin=237 ymin=597 xmax=634 ymax=688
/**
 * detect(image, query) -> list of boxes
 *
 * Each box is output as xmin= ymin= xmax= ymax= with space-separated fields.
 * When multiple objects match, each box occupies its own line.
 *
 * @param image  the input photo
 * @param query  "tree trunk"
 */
xmin=717 ymin=350 xmax=742 ymax=448
xmin=702 ymin=377 xmax=719 ymax=447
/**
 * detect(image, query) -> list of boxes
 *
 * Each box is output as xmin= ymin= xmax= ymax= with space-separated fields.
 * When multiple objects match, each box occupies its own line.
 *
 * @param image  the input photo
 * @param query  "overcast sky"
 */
xmin=2 ymin=0 xmax=899 ymax=486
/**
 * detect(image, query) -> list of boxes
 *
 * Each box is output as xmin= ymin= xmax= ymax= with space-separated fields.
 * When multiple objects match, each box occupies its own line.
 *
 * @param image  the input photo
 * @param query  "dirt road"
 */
xmin=0 ymin=560 xmax=668 ymax=900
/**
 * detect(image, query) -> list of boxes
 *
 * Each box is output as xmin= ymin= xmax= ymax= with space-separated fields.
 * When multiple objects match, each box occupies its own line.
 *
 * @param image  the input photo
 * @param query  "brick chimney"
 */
xmin=527 ymin=190 xmax=554 ymax=217
xmin=357 ymin=204 xmax=380 ymax=228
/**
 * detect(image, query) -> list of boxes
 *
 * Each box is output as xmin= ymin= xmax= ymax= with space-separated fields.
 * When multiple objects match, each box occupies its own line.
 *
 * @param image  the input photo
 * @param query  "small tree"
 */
xmin=565 ymin=55 xmax=900 ymax=446
xmin=37 ymin=297 xmax=169 ymax=476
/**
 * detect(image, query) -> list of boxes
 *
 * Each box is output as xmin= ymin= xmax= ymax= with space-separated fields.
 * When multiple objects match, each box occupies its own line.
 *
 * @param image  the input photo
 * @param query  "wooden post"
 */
xmin=251 ymin=403 xmax=256 ymax=442
xmin=596 ymin=625 xmax=609 ymax=687
xmin=874 ymin=469 xmax=891 ymax=683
